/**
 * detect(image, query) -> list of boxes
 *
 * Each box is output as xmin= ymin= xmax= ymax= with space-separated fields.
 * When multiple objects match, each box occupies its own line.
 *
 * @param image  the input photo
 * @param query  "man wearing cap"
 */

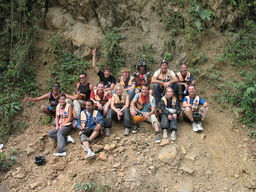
xmin=151 ymin=59 xmax=178 ymax=104
xmin=66 ymin=72 xmax=93 ymax=118
xmin=92 ymin=48 xmax=116 ymax=92
xmin=23 ymin=82 xmax=77 ymax=124
xmin=117 ymin=67 xmax=136 ymax=102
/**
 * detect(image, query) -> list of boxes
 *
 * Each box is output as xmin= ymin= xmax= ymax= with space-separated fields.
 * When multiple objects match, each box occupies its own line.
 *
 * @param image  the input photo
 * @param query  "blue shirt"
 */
xmin=133 ymin=93 xmax=156 ymax=112
xmin=183 ymin=96 xmax=206 ymax=105
xmin=77 ymin=109 xmax=104 ymax=129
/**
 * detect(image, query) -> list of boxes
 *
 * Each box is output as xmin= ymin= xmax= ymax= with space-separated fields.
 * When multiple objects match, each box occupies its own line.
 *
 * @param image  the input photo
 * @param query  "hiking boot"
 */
xmin=155 ymin=134 xmax=161 ymax=143
xmin=53 ymin=152 xmax=66 ymax=157
xmin=192 ymin=122 xmax=198 ymax=132
xmin=163 ymin=129 xmax=168 ymax=139
xmin=197 ymin=122 xmax=203 ymax=131
xmin=85 ymin=151 xmax=95 ymax=160
xmin=81 ymin=145 xmax=87 ymax=152
xmin=104 ymin=128 xmax=110 ymax=137
xmin=132 ymin=125 xmax=140 ymax=133
xmin=67 ymin=135 xmax=75 ymax=144
xmin=171 ymin=131 xmax=177 ymax=141
xmin=124 ymin=128 xmax=130 ymax=136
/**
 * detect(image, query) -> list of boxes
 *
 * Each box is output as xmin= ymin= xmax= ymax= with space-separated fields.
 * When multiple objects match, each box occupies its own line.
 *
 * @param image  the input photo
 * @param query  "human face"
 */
xmin=188 ymin=86 xmax=196 ymax=96
xmin=58 ymin=96 xmax=66 ymax=106
xmin=104 ymin=70 xmax=110 ymax=78
xmin=181 ymin=64 xmax=188 ymax=73
xmin=122 ymin=72 xmax=129 ymax=80
xmin=166 ymin=88 xmax=174 ymax=98
xmin=79 ymin=75 xmax=86 ymax=83
xmin=97 ymin=83 xmax=104 ymax=94
xmin=141 ymin=86 xmax=149 ymax=96
xmin=161 ymin=63 xmax=168 ymax=73
xmin=116 ymin=86 xmax=122 ymax=96
xmin=85 ymin=101 xmax=93 ymax=112
xmin=139 ymin=65 xmax=146 ymax=72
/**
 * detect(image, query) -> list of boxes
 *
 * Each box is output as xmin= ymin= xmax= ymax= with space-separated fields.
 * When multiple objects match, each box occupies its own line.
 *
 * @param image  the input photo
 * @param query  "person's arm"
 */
xmin=120 ymin=95 xmax=130 ymax=111
xmin=159 ymin=100 xmax=171 ymax=116
xmin=60 ymin=105 xmax=73 ymax=127
xmin=92 ymin=48 xmax=99 ymax=73
xmin=110 ymin=96 xmax=119 ymax=114
xmin=130 ymin=95 xmax=138 ymax=116
xmin=76 ymin=113 xmax=83 ymax=129
xmin=183 ymin=97 xmax=191 ymax=108
xmin=175 ymin=100 xmax=181 ymax=116
xmin=23 ymin=92 xmax=50 ymax=102
xmin=64 ymin=93 xmax=78 ymax=100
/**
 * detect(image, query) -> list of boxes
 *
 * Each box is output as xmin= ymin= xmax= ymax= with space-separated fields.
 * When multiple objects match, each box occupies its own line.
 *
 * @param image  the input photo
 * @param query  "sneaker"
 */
xmin=163 ymin=129 xmax=168 ymax=139
xmin=85 ymin=151 xmax=95 ymax=160
xmin=132 ymin=125 xmax=140 ymax=133
xmin=104 ymin=128 xmax=110 ymax=137
xmin=67 ymin=135 xmax=75 ymax=144
xmin=124 ymin=128 xmax=130 ymax=136
xmin=155 ymin=134 xmax=161 ymax=143
xmin=197 ymin=122 xmax=203 ymax=131
xmin=192 ymin=122 xmax=198 ymax=132
xmin=171 ymin=131 xmax=177 ymax=141
xmin=81 ymin=145 xmax=87 ymax=152
xmin=53 ymin=152 xmax=66 ymax=157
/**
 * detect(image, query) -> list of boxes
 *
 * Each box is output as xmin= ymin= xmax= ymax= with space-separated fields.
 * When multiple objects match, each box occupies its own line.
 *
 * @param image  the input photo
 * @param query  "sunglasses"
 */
xmin=79 ymin=77 xmax=85 ymax=79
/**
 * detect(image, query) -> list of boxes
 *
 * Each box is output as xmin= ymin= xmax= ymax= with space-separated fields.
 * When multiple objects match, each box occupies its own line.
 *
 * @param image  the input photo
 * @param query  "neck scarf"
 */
xmin=140 ymin=94 xmax=149 ymax=104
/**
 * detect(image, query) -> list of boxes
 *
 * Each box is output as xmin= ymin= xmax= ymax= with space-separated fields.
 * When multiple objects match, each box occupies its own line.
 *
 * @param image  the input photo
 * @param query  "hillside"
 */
xmin=0 ymin=0 xmax=256 ymax=191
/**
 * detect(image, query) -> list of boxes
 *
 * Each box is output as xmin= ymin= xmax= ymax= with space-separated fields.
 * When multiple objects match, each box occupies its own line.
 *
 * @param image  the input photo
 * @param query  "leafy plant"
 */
xmin=74 ymin=181 xmax=110 ymax=192
xmin=0 ymin=150 xmax=16 ymax=172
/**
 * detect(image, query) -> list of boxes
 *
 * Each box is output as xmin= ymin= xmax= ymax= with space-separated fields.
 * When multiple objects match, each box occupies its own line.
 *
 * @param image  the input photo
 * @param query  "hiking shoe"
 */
xmin=171 ymin=131 xmax=177 ymax=141
xmin=163 ymin=129 xmax=168 ymax=139
xmin=85 ymin=151 xmax=95 ymax=160
xmin=197 ymin=122 xmax=203 ymax=131
xmin=67 ymin=135 xmax=75 ymax=144
xmin=132 ymin=125 xmax=140 ymax=133
xmin=192 ymin=122 xmax=198 ymax=132
xmin=124 ymin=128 xmax=130 ymax=136
xmin=53 ymin=152 xmax=66 ymax=157
xmin=104 ymin=128 xmax=110 ymax=137
xmin=155 ymin=134 xmax=161 ymax=143
xmin=81 ymin=145 xmax=87 ymax=152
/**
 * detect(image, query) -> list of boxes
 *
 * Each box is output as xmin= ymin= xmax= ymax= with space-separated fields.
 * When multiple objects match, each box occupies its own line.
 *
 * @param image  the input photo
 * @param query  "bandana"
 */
xmin=140 ymin=94 xmax=149 ymax=104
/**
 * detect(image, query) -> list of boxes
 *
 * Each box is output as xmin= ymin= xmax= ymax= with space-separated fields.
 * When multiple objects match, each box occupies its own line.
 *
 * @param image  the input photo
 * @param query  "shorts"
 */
xmin=133 ymin=107 xmax=160 ymax=128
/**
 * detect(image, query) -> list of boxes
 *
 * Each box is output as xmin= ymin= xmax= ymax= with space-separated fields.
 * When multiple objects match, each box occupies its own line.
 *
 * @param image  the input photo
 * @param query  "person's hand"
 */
xmin=168 ymin=114 xmax=173 ymax=120
xmin=117 ymin=111 xmax=122 ymax=121
xmin=172 ymin=114 xmax=177 ymax=119
xmin=97 ymin=103 xmax=103 ymax=110
xmin=144 ymin=113 xmax=150 ymax=120
xmin=56 ymin=126 xmax=60 ymax=131
xmin=23 ymin=95 xmax=29 ymax=102
xmin=131 ymin=109 xmax=136 ymax=116
xmin=92 ymin=48 xmax=96 ymax=56
xmin=163 ymin=82 xmax=169 ymax=89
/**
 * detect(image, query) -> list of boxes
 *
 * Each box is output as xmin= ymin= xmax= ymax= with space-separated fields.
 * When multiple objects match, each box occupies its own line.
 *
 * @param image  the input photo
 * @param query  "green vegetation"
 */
xmin=101 ymin=27 xmax=126 ymax=74
xmin=0 ymin=150 xmax=16 ymax=172
xmin=74 ymin=181 xmax=110 ymax=192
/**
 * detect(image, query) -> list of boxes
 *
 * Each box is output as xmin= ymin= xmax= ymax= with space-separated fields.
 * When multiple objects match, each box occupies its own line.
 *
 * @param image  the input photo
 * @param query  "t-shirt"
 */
xmin=133 ymin=93 xmax=156 ymax=112
xmin=183 ymin=96 xmax=206 ymax=105
xmin=97 ymin=71 xmax=116 ymax=88
xmin=153 ymin=69 xmax=176 ymax=79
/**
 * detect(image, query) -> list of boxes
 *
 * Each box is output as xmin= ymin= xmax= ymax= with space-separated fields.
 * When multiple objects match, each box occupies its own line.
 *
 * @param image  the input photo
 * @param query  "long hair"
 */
xmin=113 ymin=84 xmax=127 ymax=102
xmin=164 ymin=87 xmax=177 ymax=100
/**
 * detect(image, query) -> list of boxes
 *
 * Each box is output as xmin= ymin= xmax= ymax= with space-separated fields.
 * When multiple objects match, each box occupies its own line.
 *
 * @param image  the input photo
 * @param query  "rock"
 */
xmin=92 ymin=144 xmax=104 ymax=153
xmin=118 ymin=172 xmax=125 ymax=177
xmin=180 ymin=166 xmax=194 ymax=174
xmin=113 ymin=162 xmax=121 ymax=168
xmin=14 ymin=173 xmax=26 ymax=179
xmin=104 ymin=144 xmax=117 ymax=151
xmin=118 ymin=146 xmax=126 ymax=153
xmin=99 ymin=152 xmax=108 ymax=161
xmin=180 ymin=145 xmax=187 ymax=154
xmin=29 ymin=182 xmax=39 ymax=189
xmin=158 ymin=146 xmax=177 ymax=164
xmin=52 ymin=162 xmax=66 ymax=170
xmin=185 ymin=154 xmax=196 ymax=161
xmin=200 ymin=133 xmax=206 ymax=140
xmin=159 ymin=139 xmax=170 ymax=146
xmin=25 ymin=147 xmax=35 ymax=156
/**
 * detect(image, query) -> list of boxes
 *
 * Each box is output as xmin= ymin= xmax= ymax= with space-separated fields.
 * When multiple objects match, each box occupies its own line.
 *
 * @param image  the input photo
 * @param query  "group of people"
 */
xmin=23 ymin=48 xmax=209 ymax=160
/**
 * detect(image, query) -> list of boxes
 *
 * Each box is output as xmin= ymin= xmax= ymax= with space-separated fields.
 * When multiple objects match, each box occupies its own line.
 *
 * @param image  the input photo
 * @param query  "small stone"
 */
xmin=99 ymin=152 xmax=108 ymax=161
xmin=104 ymin=144 xmax=116 ymax=151
xmin=159 ymin=139 xmax=170 ymax=146
xmin=118 ymin=172 xmax=125 ymax=177
xmin=113 ymin=162 xmax=121 ymax=168
xmin=180 ymin=146 xmax=187 ymax=154
xmin=181 ymin=166 xmax=194 ymax=174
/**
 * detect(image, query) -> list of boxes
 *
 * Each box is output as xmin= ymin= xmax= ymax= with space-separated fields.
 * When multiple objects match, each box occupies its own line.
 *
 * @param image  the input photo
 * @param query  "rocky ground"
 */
xmin=0 ymin=95 xmax=256 ymax=191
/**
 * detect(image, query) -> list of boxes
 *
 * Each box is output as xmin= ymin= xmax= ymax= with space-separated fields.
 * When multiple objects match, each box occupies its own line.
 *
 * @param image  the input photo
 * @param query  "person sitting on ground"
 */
xmin=117 ymin=67 xmax=136 ymax=102
xmin=133 ymin=60 xmax=152 ymax=94
xmin=66 ymin=72 xmax=93 ymax=118
xmin=92 ymin=48 xmax=116 ymax=92
xmin=23 ymin=82 xmax=62 ymax=120
xmin=176 ymin=62 xmax=196 ymax=102
xmin=90 ymin=82 xmax=112 ymax=117
xmin=47 ymin=93 xmax=75 ymax=157
xmin=183 ymin=85 xmax=209 ymax=132
xmin=151 ymin=59 xmax=178 ymax=104
xmin=158 ymin=87 xmax=181 ymax=141
xmin=104 ymin=85 xmax=132 ymax=137
xmin=76 ymin=100 xmax=104 ymax=160
xmin=130 ymin=84 xmax=162 ymax=143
